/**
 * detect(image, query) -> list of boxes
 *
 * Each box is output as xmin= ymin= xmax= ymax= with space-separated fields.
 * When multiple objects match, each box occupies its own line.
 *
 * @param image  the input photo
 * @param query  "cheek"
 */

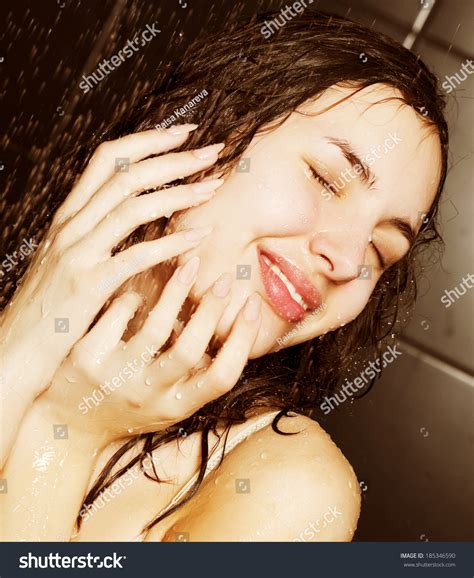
xmin=330 ymin=281 xmax=376 ymax=324
xmin=228 ymin=164 xmax=316 ymax=235
xmin=284 ymin=279 xmax=377 ymax=348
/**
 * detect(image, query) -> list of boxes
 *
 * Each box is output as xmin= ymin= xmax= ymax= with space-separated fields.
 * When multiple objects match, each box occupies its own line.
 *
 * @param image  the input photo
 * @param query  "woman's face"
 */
xmin=167 ymin=83 xmax=442 ymax=358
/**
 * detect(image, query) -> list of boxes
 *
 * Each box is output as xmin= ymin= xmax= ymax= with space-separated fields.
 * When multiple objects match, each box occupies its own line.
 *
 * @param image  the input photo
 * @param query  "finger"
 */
xmin=125 ymin=256 xmax=201 ymax=359
xmin=83 ymin=179 xmax=223 ymax=258
xmin=95 ymin=227 xmax=211 ymax=296
xmin=150 ymin=272 xmax=233 ymax=386
xmin=78 ymin=292 xmax=142 ymax=358
xmin=61 ymin=143 xmax=225 ymax=246
xmin=53 ymin=125 xmax=198 ymax=224
xmin=192 ymin=352 xmax=212 ymax=372
xmin=170 ymin=293 xmax=262 ymax=412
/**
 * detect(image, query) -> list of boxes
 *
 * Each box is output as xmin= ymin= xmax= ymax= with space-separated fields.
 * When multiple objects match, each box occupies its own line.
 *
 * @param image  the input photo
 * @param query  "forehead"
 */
xmin=273 ymin=84 xmax=442 ymax=222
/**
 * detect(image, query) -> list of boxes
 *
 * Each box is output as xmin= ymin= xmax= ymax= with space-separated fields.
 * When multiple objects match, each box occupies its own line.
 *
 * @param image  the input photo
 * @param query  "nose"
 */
xmin=309 ymin=229 xmax=368 ymax=283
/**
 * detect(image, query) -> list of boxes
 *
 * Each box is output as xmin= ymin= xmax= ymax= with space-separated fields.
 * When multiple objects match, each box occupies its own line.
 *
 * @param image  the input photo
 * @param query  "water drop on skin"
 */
xmin=260 ymin=451 xmax=269 ymax=459
xmin=145 ymin=377 xmax=152 ymax=386
xmin=167 ymin=353 xmax=174 ymax=360
xmin=159 ymin=360 xmax=165 ymax=368
xmin=196 ymin=380 xmax=204 ymax=388
xmin=127 ymin=428 xmax=134 ymax=434
xmin=41 ymin=300 xmax=50 ymax=318
xmin=175 ymin=392 xmax=182 ymax=400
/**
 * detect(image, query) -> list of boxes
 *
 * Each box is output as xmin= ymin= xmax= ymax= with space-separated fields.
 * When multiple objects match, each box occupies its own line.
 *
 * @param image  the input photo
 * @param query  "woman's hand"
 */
xmin=38 ymin=268 xmax=262 ymax=444
xmin=0 ymin=124 xmax=225 ymax=464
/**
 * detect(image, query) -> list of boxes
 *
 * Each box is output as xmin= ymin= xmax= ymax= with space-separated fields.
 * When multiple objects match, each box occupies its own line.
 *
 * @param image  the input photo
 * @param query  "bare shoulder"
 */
xmin=162 ymin=413 xmax=361 ymax=542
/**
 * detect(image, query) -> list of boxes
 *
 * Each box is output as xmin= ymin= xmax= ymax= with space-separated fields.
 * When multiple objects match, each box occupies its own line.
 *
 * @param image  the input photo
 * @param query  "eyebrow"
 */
xmin=326 ymin=137 xmax=377 ymax=189
xmin=325 ymin=136 xmax=417 ymax=248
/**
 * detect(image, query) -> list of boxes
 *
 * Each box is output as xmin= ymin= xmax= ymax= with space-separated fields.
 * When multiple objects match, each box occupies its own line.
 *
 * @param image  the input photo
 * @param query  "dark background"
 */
xmin=1 ymin=0 xmax=473 ymax=541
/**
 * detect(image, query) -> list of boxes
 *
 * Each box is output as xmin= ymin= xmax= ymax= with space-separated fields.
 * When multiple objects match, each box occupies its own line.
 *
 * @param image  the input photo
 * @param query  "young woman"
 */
xmin=0 ymin=11 xmax=448 ymax=542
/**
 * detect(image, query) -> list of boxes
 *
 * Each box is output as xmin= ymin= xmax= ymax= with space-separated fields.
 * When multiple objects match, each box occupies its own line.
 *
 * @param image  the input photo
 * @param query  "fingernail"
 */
xmin=183 ymin=225 xmax=213 ymax=242
xmin=166 ymin=123 xmax=199 ymax=135
xmin=212 ymin=273 xmax=233 ymax=297
xmin=244 ymin=293 xmax=261 ymax=321
xmin=177 ymin=256 xmax=200 ymax=284
xmin=191 ymin=178 xmax=224 ymax=195
xmin=192 ymin=143 xmax=225 ymax=160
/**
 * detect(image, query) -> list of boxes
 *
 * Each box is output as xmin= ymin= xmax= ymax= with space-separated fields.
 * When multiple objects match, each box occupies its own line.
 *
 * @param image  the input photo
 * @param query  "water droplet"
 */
xmin=348 ymin=480 xmax=353 ymax=489
xmin=159 ymin=360 xmax=165 ymax=368
xmin=196 ymin=380 xmax=204 ymax=388
xmin=145 ymin=377 xmax=152 ymax=386
xmin=127 ymin=428 xmax=134 ymax=434
xmin=260 ymin=451 xmax=269 ymax=459
xmin=175 ymin=392 xmax=182 ymax=400
xmin=168 ymin=353 xmax=174 ymax=360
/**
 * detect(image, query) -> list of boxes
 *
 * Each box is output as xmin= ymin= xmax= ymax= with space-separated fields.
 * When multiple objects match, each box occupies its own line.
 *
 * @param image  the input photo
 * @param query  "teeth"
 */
xmin=263 ymin=256 xmax=308 ymax=310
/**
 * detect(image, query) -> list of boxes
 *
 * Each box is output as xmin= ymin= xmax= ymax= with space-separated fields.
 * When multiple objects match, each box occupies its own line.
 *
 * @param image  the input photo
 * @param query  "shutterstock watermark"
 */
xmin=320 ymin=132 xmax=402 ymax=201
xmin=292 ymin=504 xmax=342 ymax=541
xmin=19 ymin=553 xmax=126 ymax=570
xmin=79 ymin=22 xmax=161 ymax=93
xmin=96 ymin=256 xmax=143 ymax=293
xmin=0 ymin=237 xmax=38 ymax=280
xmin=261 ymin=0 xmax=314 ymax=39
xmin=320 ymin=345 xmax=403 ymax=414
xmin=442 ymin=59 xmax=474 ymax=94
xmin=78 ymin=344 xmax=157 ymax=414
xmin=440 ymin=273 xmax=474 ymax=308
xmin=79 ymin=453 xmax=157 ymax=523
xmin=154 ymin=89 xmax=209 ymax=129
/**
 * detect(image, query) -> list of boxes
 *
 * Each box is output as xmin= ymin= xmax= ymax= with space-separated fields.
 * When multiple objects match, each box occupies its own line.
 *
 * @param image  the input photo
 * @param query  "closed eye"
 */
xmin=306 ymin=163 xmax=339 ymax=197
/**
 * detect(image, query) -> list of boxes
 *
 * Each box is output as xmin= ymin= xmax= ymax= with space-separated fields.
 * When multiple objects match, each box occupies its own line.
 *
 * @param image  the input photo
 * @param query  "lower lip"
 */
xmin=258 ymin=252 xmax=307 ymax=323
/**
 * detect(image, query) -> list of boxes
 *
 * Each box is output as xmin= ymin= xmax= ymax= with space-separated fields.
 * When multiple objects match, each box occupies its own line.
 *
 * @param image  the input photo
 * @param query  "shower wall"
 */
xmin=1 ymin=0 xmax=472 ymax=541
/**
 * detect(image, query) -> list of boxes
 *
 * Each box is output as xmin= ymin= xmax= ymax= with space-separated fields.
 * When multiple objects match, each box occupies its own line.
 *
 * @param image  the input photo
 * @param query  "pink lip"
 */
xmin=258 ymin=246 xmax=322 ymax=323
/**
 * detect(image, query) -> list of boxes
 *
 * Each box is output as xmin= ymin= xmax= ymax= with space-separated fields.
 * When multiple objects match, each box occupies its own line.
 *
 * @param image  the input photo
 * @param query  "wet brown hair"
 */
xmin=6 ymin=9 xmax=450 ymax=534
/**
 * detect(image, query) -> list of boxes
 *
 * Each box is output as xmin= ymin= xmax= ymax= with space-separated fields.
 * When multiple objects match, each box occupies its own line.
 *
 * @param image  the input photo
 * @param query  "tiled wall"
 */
xmin=317 ymin=0 xmax=474 ymax=540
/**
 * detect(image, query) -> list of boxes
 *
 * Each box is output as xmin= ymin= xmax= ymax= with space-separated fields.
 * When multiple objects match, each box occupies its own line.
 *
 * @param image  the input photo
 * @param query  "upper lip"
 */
xmin=257 ymin=246 xmax=322 ymax=310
